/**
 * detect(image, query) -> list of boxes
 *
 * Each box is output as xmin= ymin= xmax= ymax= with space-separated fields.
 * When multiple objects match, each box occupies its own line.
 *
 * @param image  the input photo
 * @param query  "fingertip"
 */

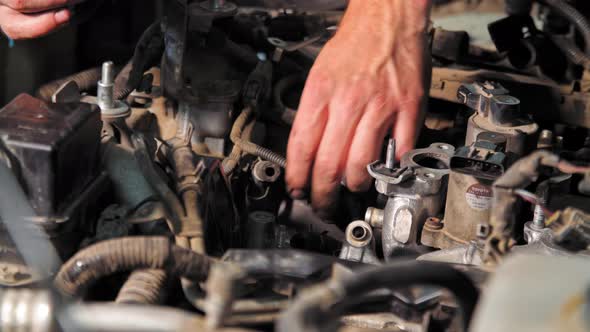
xmin=347 ymin=177 xmax=372 ymax=193
xmin=286 ymin=104 xmax=329 ymax=196
xmin=54 ymin=9 xmax=70 ymax=25
xmin=311 ymin=185 xmax=341 ymax=219
xmin=288 ymin=188 xmax=307 ymax=200
xmin=0 ymin=7 xmax=68 ymax=40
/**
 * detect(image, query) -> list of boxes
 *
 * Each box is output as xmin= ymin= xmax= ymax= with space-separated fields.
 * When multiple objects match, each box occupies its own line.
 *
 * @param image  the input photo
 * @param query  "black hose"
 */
xmin=115 ymin=269 xmax=168 ymax=304
xmin=277 ymin=261 xmax=479 ymax=332
xmin=126 ymin=20 xmax=165 ymax=93
xmin=54 ymin=237 xmax=213 ymax=298
xmin=36 ymin=67 xmax=102 ymax=102
xmin=550 ymin=35 xmax=590 ymax=69
xmin=537 ymin=0 xmax=590 ymax=54
xmin=272 ymin=74 xmax=304 ymax=126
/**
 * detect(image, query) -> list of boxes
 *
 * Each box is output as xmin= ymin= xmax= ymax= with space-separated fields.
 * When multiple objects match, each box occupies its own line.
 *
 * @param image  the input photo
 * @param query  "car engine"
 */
xmin=0 ymin=0 xmax=590 ymax=331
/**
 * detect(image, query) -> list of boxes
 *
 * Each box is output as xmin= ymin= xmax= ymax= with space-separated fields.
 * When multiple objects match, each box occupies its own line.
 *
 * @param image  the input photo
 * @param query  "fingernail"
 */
xmin=289 ymin=189 xmax=306 ymax=200
xmin=54 ymin=9 xmax=71 ymax=25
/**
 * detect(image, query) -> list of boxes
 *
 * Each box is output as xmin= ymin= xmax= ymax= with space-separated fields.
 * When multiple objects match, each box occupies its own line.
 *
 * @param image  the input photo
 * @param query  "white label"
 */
xmin=465 ymin=184 xmax=493 ymax=211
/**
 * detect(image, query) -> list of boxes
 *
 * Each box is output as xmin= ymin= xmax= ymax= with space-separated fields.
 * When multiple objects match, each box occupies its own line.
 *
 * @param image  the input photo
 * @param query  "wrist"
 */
xmin=335 ymin=0 xmax=430 ymax=50
xmin=340 ymin=0 xmax=431 ymax=37
xmin=346 ymin=0 xmax=431 ymax=19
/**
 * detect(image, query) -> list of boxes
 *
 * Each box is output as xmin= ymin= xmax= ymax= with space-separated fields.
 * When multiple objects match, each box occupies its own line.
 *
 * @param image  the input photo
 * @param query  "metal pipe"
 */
xmin=277 ymin=261 xmax=479 ymax=332
xmin=59 ymin=303 xmax=202 ymax=332
xmin=0 ymin=161 xmax=60 ymax=280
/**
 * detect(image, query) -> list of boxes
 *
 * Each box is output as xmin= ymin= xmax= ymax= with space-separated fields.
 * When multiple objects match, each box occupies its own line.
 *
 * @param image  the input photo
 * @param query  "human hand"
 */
xmin=286 ymin=0 xmax=431 ymax=215
xmin=0 ymin=0 xmax=84 ymax=39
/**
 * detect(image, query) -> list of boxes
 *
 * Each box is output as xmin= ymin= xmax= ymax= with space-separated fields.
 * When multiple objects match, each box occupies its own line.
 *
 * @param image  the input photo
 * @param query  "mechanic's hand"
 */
xmin=0 ymin=0 xmax=83 ymax=39
xmin=286 ymin=0 xmax=431 ymax=216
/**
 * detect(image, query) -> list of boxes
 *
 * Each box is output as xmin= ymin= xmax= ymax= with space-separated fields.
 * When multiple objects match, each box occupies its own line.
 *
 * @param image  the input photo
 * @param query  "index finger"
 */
xmin=285 ymin=71 xmax=332 ymax=198
xmin=0 ymin=0 xmax=84 ymax=13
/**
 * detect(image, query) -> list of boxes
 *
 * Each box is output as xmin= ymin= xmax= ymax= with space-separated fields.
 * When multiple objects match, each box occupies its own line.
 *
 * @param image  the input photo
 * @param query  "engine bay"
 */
xmin=1 ymin=1 xmax=590 ymax=331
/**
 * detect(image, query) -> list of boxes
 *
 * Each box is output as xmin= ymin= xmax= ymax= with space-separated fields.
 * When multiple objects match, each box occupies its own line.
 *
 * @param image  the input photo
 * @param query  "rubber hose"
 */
xmin=550 ymin=35 xmax=590 ymax=69
xmin=230 ymin=108 xmax=287 ymax=168
xmin=537 ymin=0 xmax=590 ymax=54
xmin=222 ymin=111 xmax=253 ymax=174
xmin=55 ymin=237 xmax=212 ymax=298
xmin=114 ymin=60 xmax=134 ymax=101
xmin=272 ymin=74 xmax=304 ymax=126
xmin=36 ymin=67 xmax=102 ymax=102
xmin=115 ymin=269 xmax=168 ymax=304
xmin=277 ymin=261 xmax=479 ymax=332
xmin=222 ymin=120 xmax=256 ymax=175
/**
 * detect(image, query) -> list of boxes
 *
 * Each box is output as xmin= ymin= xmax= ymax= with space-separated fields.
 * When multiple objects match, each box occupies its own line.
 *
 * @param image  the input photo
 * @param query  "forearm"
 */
xmin=341 ymin=0 xmax=432 ymax=36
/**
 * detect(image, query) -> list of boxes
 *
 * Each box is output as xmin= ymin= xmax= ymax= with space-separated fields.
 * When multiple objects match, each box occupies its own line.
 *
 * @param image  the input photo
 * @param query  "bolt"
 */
xmin=537 ymin=130 xmax=553 ymax=149
xmin=101 ymin=61 xmax=114 ymax=85
xmin=98 ymin=61 xmax=115 ymax=110
xmin=532 ymin=205 xmax=546 ymax=229
xmin=385 ymin=138 xmax=396 ymax=170
xmin=533 ymin=189 xmax=548 ymax=229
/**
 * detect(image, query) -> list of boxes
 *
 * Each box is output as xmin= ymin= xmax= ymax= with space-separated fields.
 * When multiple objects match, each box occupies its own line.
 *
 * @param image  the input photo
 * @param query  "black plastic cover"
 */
xmin=0 ymin=94 xmax=101 ymax=217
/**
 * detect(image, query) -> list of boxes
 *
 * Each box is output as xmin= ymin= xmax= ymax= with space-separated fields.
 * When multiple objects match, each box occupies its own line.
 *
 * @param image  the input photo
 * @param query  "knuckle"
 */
xmin=412 ymin=86 xmax=426 ymax=100
xmin=371 ymin=92 xmax=394 ymax=112
xmin=401 ymin=86 xmax=425 ymax=105
xmin=335 ymin=91 xmax=365 ymax=114
xmin=372 ymin=92 xmax=388 ymax=107
xmin=307 ymin=70 xmax=331 ymax=91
